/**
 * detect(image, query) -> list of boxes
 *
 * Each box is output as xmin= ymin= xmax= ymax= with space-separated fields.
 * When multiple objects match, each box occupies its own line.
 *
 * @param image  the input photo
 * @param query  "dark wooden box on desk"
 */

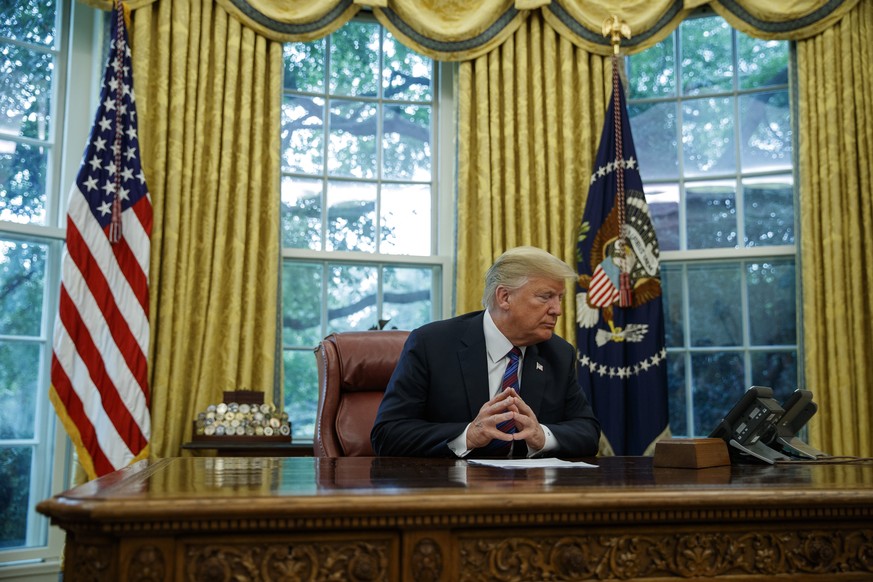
xmin=37 ymin=456 xmax=873 ymax=581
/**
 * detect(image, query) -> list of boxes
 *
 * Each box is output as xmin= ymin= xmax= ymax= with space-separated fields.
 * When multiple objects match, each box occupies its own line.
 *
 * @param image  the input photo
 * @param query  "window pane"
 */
xmin=327 ymin=264 xmax=377 ymax=331
xmin=692 ymin=351 xmax=744 ymax=435
xmin=646 ymin=183 xmax=679 ymax=251
xmin=381 ymin=183 xmax=430 ymax=255
xmin=0 ymin=239 xmax=46 ymax=335
xmin=283 ymin=349 xmax=318 ymax=441
xmin=682 ymin=96 xmax=735 ymax=177
xmin=282 ymin=262 xmax=323 ymax=346
xmin=738 ymin=34 xmax=788 ymax=90
xmin=0 ymin=0 xmax=56 ymax=45
xmin=383 ymin=104 xmax=431 ymax=180
xmin=0 ymin=42 xmax=54 ymax=139
xmin=326 ymin=181 xmax=376 ymax=252
xmin=629 ymin=101 xmax=678 ymax=180
xmin=329 ymin=21 xmax=379 ymax=97
xmin=685 ymin=180 xmax=736 ymax=249
xmin=0 ymin=139 xmax=48 ymax=225
xmin=626 ymin=36 xmax=674 ymax=99
xmin=687 ymin=263 xmax=741 ymax=347
xmin=383 ymin=266 xmax=432 ymax=331
xmin=680 ymin=18 xmax=733 ymax=96
xmin=383 ymin=33 xmax=432 ymax=101
xmin=743 ymin=175 xmax=794 ymax=247
xmin=328 ymin=100 xmax=377 ymax=178
xmin=739 ymin=90 xmax=791 ymax=172
xmin=0 ymin=446 xmax=31 ymax=549
xmin=281 ymin=95 xmax=324 ymax=175
xmin=750 ymin=350 xmax=797 ymax=403
xmin=281 ymin=176 xmax=322 ymax=250
xmin=283 ymin=40 xmax=325 ymax=93
xmin=661 ymin=264 xmax=684 ymax=347
xmin=747 ymin=260 xmax=796 ymax=346
xmin=667 ymin=355 xmax=686 ymax=435
xmin=0 ymin=341 xmax=40 ymax=439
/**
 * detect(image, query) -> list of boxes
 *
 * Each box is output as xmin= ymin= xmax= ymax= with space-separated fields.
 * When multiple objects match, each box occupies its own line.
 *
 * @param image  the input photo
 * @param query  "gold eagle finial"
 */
xmin=602 ymin=15 xmax=631 ymax=55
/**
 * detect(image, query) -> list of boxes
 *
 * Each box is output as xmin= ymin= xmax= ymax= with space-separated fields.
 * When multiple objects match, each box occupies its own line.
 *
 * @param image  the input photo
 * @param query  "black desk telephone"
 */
xmin=709 ymin=386 xmax=827 ymax=464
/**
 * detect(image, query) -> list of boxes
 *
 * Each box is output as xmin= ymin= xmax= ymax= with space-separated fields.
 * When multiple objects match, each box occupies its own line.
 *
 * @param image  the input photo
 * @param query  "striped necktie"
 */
xmin=485 ymin=346 xmax=522 ymax=453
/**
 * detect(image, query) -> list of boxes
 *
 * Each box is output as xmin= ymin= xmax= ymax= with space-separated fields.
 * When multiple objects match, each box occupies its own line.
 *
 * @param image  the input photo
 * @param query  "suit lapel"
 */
xmin=521 ymin=344 xmax=545 ymax=415
xmin=457 ymin=313 xmax=489 ymax=418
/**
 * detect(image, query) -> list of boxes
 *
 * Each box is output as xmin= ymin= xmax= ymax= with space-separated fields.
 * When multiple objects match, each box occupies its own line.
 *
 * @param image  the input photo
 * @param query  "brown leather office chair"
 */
xmin=314 ymin=330 xmax=409 ymax=457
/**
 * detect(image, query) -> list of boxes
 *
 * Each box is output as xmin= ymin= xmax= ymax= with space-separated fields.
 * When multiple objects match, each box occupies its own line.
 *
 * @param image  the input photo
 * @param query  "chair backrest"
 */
xmin=314 ymin=330 xmax=409 ymax=457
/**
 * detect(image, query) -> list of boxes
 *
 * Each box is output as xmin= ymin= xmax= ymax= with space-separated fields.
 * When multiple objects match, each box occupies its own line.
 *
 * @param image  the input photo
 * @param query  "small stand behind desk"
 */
xmin=181 ymin=440 xmax=313 ymax=457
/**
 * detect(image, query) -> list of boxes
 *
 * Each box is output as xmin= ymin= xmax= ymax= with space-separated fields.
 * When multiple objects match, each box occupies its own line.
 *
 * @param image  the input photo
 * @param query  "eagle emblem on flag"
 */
xmin=577 ymin=185 xmax=662 ymax=346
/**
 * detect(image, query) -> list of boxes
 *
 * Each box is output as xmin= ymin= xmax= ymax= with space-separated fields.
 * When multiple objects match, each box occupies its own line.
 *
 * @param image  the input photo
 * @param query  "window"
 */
xmin=627 ymin=14 xmax=797 ymax=436
xmin=0 ymin=0 xmax=101 ymax=568
xmin=280 ymin=18 xmax=454 ymax=441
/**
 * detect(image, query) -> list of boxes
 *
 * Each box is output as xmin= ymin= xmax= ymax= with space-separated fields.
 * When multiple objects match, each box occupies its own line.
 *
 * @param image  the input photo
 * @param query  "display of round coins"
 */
xmin=193 ymin=398 xmax=291 ymax=441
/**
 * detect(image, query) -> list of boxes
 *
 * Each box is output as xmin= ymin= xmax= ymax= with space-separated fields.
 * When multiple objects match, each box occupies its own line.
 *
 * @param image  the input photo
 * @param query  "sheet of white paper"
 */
xmin=467 ymin=458 xmax=597 ymax=469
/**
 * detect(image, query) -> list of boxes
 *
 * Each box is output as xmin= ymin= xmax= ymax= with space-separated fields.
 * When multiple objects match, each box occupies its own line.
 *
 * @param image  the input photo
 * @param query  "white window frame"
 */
xmin=0 ymin=0 xmax=104 ymax=575
xmin=278 ymin=24 xmax=456 ymax=423
xmin=628 ymin=14 xmax=800 ymax=437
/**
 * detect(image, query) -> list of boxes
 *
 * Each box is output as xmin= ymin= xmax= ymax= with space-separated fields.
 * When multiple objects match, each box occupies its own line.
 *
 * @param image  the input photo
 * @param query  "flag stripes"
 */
xmin=49 ymin=4 xmax=152 ymax=480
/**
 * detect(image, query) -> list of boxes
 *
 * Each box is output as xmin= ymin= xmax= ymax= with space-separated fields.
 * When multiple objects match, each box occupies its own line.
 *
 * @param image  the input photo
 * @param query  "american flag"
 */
xmin=48 ymin=5 xmax=151 ymax=480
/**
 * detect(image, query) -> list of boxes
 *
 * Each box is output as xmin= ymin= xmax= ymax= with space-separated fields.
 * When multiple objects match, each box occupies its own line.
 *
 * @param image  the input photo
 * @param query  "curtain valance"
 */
xmin=83 ymin=0 xmax=859 ymax=57
xmin=86 ymin=0 xmax=861 ymax=57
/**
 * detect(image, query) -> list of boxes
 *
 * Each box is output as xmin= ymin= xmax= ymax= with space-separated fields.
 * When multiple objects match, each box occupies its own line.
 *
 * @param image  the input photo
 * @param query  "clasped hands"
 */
xmin=467 ymin=388 xmax=545 ymax=451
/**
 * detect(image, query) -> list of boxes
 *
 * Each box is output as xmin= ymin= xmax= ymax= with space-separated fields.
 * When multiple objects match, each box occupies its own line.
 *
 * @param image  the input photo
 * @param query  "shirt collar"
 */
xmin=484 ymin=309 xmax=525 ymax=364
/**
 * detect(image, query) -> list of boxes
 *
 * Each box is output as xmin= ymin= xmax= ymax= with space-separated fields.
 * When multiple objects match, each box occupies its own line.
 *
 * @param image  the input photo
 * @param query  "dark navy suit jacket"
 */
xmin=371 ymin=311 xmax=601 ymax=457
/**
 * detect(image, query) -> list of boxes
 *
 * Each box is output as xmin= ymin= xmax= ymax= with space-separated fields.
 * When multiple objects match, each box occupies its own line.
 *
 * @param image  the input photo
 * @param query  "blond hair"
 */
xmin=482 ymin=246 xmax=576 ymax=309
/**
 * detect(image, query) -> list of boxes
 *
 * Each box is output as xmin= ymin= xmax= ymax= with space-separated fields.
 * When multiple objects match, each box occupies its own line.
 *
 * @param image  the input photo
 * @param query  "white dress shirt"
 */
xmin=448 ymin=310 xmax=557 ymax=457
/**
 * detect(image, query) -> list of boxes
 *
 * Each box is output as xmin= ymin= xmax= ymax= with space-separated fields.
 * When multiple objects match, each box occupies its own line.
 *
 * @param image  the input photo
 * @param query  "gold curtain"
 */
xmin=456 ymin=12 xmax=611 ymax=343
xmin=128 ymin=0 xmax=283 ymax=459
xmin=796 ymin=0 xmax=873 ymax=457
xmin=77 ymin=0 xmax=866 ymax=460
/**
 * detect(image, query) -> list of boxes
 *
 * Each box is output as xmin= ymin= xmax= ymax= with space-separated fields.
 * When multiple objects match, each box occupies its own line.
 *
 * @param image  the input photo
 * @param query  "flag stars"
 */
xmin=118 ymin=186 xmax=130 ymax=201
xmin=126 ymin=126 xmax=137 ymax=141
xmin=96 ymin=200 xmax=113 ymax=215
xmin=103 ymin=97 xmax=116 ymax=111
xmin=102 ymin=180 xmax=117 ymax=196
xmin=93 ymin=137 xmax=107 ymax=152
xmin=578 ymin=349 xmax=666 ymax=379
xmin=124 ymin=146 xmax=136 ymax=161
xmin=89 ymin=155 xmax=102 ymax=171
xmin=99 ymin=116 xmax=112 ymax=132
xmin=120 ymin=167 xmax=134 ymax=182
xmin=83 ymin=176 xmax=98 ymax=192
xmin=106 ymin=161 xmax=117 ymax=176
xmin=137 ymin=169 xmax=146 ymax=184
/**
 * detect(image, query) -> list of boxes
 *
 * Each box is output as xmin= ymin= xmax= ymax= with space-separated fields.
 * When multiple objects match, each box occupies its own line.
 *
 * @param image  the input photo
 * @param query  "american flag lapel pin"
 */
xmin=536 ymin=362 xmax=544 ymax=371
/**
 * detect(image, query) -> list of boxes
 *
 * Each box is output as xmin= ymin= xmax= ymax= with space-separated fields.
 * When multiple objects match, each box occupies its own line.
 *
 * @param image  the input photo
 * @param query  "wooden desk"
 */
xmin=37 ymin=456 xmax=873 ymax=581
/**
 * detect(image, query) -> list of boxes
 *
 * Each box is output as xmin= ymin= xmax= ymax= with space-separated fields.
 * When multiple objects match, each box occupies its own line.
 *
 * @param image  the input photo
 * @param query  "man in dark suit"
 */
xmin=371 ymin=246 xmax=601 ymax=458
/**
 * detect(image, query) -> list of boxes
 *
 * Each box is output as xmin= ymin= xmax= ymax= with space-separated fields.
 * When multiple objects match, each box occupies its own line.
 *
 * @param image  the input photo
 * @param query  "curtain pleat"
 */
xmin=457 ymin=12 xmax=611 ymax=342
xmin=129 ymin=0 xmax=282 ymax=459
xmin=796 ymin=0 xmax=873 ymax=457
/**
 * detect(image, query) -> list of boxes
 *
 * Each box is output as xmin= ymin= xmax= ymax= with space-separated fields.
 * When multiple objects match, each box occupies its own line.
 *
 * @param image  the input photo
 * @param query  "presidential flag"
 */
xmin=575 ymin=66 xmax=669 ymax=456
xmin=49 ymin=4 xmax=152 ymax=480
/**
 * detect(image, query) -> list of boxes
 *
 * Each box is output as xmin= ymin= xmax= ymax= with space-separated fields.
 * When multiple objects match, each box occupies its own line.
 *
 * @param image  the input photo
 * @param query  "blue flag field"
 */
xmin=575 ymin=71 xmax=670 ymax=456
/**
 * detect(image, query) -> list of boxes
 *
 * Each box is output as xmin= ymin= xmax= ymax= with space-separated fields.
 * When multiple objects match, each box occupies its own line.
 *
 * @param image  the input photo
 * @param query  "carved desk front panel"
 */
xmin=37 ymin=456 xmax=873 ymax=581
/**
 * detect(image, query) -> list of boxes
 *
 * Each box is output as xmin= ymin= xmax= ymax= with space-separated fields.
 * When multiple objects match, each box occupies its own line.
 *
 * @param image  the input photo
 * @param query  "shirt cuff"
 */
xmin=526 ymin=424 xmax=557 ymax=458
xmin=448 ymin=424 xmax=473 ymax=458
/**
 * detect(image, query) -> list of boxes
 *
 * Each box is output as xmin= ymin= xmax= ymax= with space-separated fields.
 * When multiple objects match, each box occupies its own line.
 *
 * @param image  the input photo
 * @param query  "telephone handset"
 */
xmin=764 ymin=389 xmax=827 ymax=459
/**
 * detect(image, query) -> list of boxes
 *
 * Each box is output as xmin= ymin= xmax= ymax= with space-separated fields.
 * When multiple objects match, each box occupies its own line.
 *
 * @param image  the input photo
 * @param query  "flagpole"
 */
xmin=602 ymin=16 xmax=634 ymax=308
